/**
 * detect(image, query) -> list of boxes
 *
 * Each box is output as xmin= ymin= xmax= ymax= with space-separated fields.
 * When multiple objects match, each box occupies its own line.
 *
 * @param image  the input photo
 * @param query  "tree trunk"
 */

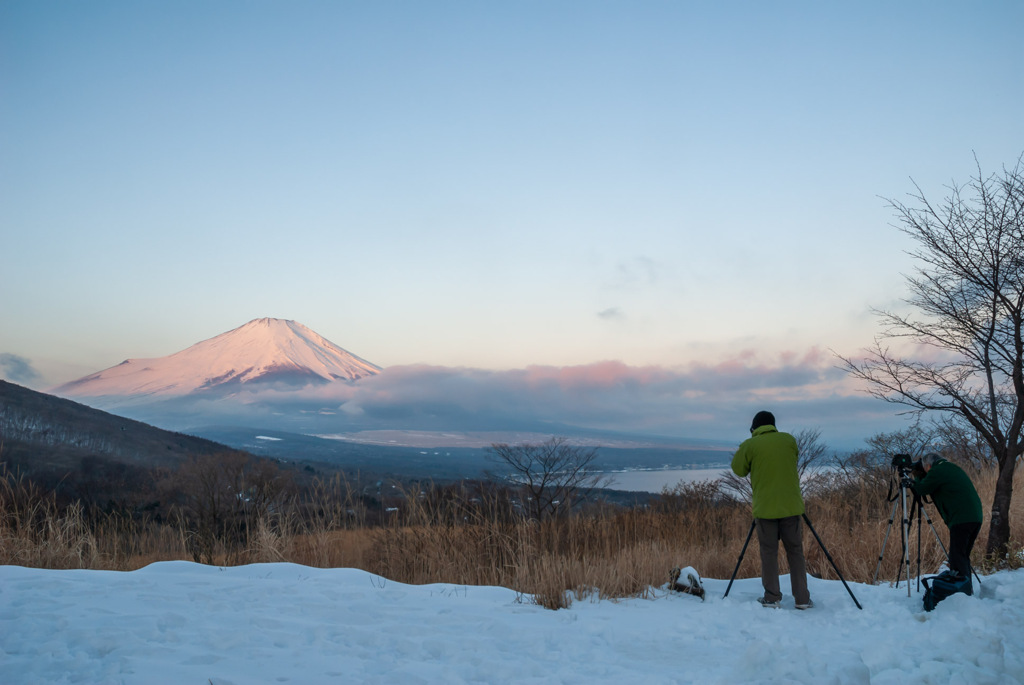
xmin=985 ymin=449 xmax=1017 ymax=558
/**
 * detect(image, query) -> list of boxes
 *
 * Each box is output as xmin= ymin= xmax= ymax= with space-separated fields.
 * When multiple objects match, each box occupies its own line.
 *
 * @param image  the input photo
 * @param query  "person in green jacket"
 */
xmin=912 ymin=452 xmax=984 ymax=586
xmin=731 ymin=410 xmax=812 ymax=609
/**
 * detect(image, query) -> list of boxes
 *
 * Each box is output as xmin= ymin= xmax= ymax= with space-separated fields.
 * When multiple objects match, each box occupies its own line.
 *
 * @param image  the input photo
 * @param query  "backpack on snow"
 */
xmin=922 ymin=569 xmax=971 ymax=612
xmin=668 ymin=566 xmax=705 ymax=601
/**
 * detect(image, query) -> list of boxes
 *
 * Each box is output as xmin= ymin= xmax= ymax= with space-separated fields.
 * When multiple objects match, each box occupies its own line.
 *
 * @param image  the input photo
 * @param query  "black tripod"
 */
xmin=873 ymin=455 xmax=981 ymax=594
xmin=723 ymin=513 xmax=863 ymax=610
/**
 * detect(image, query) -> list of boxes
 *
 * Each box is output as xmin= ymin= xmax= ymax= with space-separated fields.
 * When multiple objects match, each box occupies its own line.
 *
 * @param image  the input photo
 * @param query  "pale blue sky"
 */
xmin=1 ymin=1 xmax=1021 ymax=444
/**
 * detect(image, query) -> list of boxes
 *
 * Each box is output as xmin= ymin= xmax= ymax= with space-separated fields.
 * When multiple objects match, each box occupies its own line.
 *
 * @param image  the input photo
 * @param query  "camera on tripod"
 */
xmin=891 ymin=453 xmax=922 ymax=486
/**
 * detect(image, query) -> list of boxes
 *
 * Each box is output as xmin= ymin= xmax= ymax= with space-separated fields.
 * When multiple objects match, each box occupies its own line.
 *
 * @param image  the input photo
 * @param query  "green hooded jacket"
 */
xmin=731 ymin=425 xmax=804 ymax=519
xmin=913 ymin=459 xmax=983 ymax=527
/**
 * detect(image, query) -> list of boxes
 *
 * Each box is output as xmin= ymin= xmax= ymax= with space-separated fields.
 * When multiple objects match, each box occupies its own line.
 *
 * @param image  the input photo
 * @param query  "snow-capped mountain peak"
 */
xmin=54 ymin=318 xmax=380 ymax=400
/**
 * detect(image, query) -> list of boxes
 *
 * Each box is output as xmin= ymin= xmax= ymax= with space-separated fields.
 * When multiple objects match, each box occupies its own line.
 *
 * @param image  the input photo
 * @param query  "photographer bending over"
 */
xmin=731 ymin=411 xmax=813 ymax=610
xmin=912 ymin=452 xmax=984 ymax=589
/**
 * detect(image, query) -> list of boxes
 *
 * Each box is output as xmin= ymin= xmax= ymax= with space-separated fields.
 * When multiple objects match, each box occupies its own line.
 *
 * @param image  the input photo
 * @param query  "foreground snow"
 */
xmin=1 ymin=562 xmax=1022 ymax=684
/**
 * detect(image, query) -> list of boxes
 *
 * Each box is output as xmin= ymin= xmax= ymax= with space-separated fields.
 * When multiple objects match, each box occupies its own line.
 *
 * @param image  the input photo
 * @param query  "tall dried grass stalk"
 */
xmin=0 ymin=468 xmax=99 ymax=569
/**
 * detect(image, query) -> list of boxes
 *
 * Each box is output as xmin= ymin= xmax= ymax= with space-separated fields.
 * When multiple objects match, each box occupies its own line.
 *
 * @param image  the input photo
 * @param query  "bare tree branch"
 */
xmin=487 ymin=437 xmax=610 ymax=520
xmin=837 ymin=153 xmax=1024 ymax=558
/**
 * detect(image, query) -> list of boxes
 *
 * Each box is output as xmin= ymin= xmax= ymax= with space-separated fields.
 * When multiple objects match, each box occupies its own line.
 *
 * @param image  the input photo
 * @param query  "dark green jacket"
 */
xmin=731 ymin=425 xmax=804 ymax=519
xmin=913 ymin=459 xmax=983 ymax=527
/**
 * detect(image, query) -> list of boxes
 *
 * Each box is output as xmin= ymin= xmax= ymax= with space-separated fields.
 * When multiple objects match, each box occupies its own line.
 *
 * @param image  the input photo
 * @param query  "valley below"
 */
xmin=192 ymin=424 xmax=734 ymax=488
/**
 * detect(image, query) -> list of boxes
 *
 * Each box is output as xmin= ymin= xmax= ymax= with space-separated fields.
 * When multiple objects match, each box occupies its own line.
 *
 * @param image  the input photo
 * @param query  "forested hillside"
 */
xmin=0 ymin=380 xmax=235 ymax=472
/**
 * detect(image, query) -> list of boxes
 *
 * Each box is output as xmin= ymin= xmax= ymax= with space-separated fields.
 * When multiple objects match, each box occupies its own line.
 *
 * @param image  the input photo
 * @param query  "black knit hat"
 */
xmin=750 ymin=411 xmax=776 ymax=432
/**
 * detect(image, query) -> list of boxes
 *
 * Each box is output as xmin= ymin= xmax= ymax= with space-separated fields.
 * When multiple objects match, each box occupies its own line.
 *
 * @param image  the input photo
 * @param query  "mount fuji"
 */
xmin=53 ymin=318 xmax=380 ymax=408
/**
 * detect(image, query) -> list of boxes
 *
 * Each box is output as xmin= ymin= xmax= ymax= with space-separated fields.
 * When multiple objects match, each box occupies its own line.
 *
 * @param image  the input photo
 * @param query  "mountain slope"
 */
xmin=54 ymin=318 xmax=380 ymax=401
xmin=0 ymin=379 xmax=242 ymax=473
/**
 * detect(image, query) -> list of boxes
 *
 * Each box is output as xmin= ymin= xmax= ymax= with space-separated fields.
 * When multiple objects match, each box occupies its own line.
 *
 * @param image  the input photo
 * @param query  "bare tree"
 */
xmin=839 ymin=154 xmax=1024 ymax=559
xmin=487 ymin=437 xmax=610 ymax=520
xmin=931 ymin=417 xmax=997 ymax=471
xmin=173 ymin=452 xmax=291 ymax=563
xmin=834 ymin=424 xmax=954 ymax=492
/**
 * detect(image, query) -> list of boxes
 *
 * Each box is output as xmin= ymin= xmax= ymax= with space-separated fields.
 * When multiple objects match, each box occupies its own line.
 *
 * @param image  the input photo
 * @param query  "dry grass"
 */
xmin=3 ymin=463 xmax=1022 ymax=610
xmin=0 ymin=470 xmax=99 ymax=569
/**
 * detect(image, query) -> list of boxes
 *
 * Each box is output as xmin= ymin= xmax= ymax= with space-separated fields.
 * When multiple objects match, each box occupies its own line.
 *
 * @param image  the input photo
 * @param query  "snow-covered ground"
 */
xmin=2 ymin=562 xmax=1022 ymax=684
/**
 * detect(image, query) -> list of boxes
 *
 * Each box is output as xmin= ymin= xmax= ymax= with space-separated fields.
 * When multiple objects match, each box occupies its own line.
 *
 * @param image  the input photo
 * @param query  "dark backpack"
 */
xmin=922 ymin=570 xmax=972 ymax=612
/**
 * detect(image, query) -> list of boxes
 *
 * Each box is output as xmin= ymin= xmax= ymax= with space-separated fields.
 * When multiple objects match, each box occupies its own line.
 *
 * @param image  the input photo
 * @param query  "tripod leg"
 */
xmin=723 ymin=520 xmax=757 ymax=599
xmin=915 ymin=497 xmax=923 ymax=592
xmin=802 ymin=514 xmax=863 ymax=610
xmin=901 ymin=486 xmax=911 ymax=596
xmin=872 ymin=497 xmax=901 ymax=585
xmin=891 ymin=492 xmax=910 ymax=590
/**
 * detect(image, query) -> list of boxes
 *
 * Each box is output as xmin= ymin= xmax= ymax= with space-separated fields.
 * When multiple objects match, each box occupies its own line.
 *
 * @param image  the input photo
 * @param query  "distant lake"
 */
xmin=602 ymin=464 xmax=842 ymax=493
xmin=602 ymin=467 xmax=730 ymax=493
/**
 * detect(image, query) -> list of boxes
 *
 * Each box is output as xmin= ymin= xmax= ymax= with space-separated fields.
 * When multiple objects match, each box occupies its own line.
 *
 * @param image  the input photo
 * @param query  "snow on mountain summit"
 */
xmin=54 ymin=318 xmax=381 ymax=400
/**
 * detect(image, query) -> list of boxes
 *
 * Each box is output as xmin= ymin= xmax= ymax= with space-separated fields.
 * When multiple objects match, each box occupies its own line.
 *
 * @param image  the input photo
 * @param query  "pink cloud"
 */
xmin=518 ymin=361 xmax=675 ymax=391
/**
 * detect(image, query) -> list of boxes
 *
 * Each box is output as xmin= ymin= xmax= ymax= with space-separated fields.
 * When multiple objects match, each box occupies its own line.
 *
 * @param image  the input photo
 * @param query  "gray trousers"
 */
xmin=756 ymin=515 xmax=810 ymax=604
